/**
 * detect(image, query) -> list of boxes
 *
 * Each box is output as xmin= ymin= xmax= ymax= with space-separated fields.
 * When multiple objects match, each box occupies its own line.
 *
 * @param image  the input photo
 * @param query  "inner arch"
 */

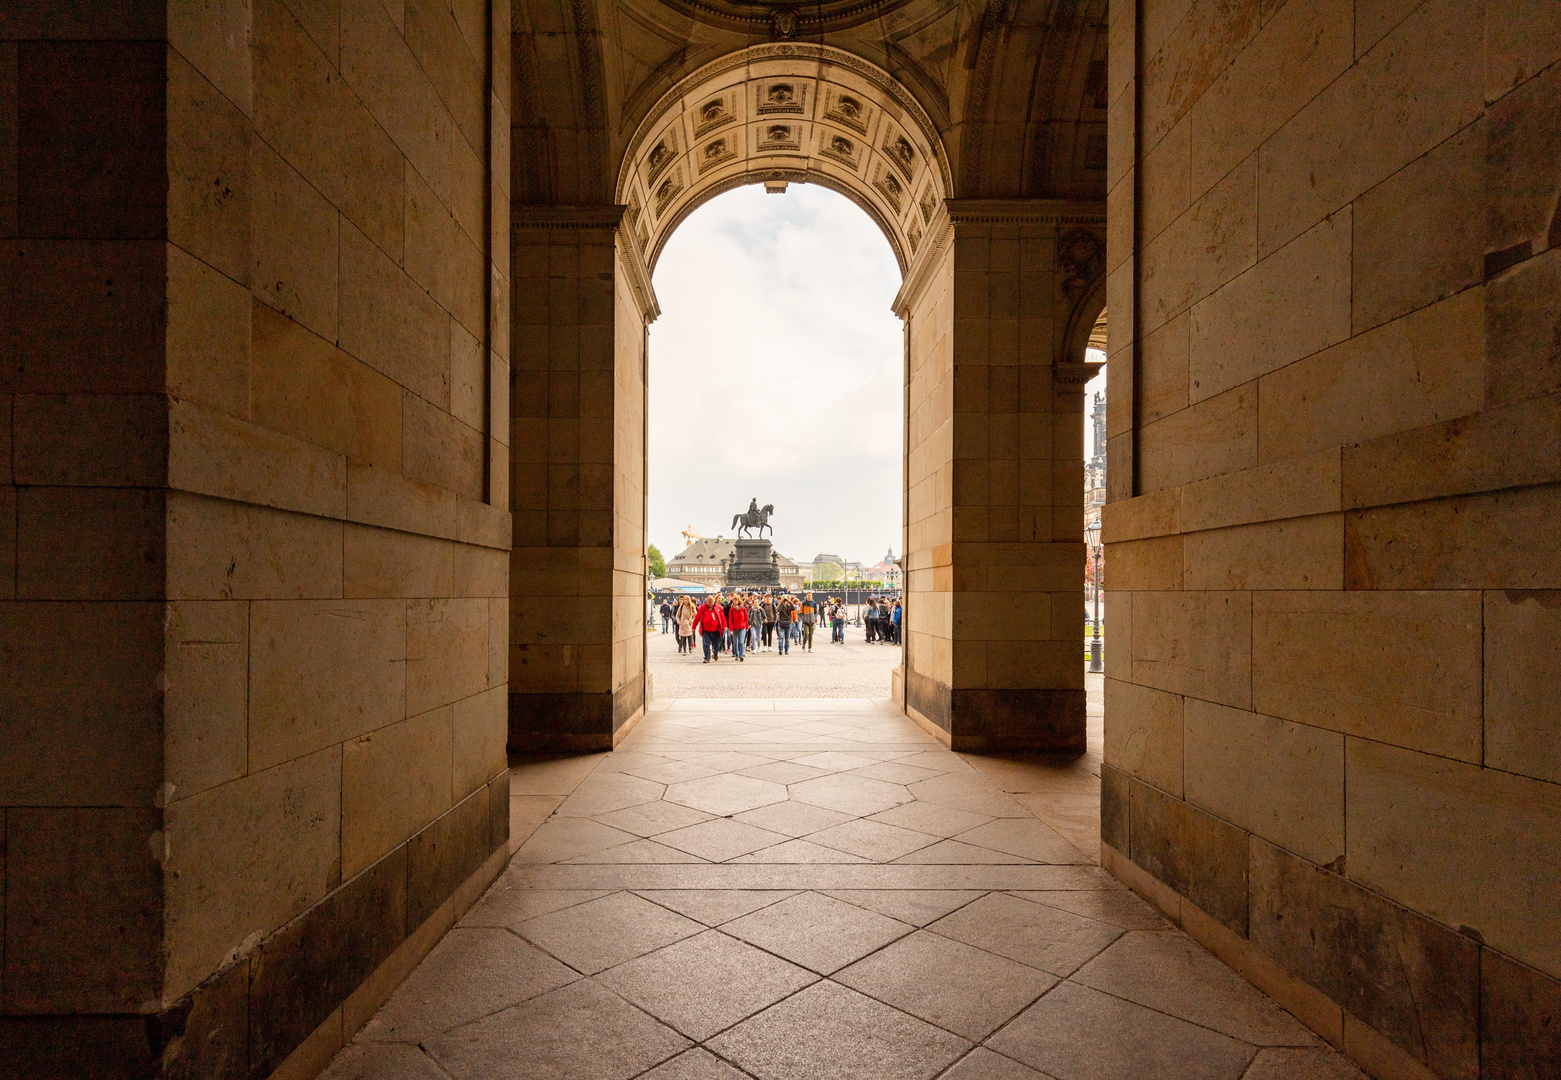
xmin=616 ymin=43 xmax=952 ymax=277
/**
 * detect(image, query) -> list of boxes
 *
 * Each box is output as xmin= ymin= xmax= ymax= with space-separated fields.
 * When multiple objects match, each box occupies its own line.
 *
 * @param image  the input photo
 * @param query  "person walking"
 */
xmin=696 ymin=595 xmax=726 ymax=663
xmin=799 ymin=595 xmax=816 ymax=651
xmin=864 ymin=597 xmax=879 ymax=643
xmin=891 ymin=599 xmax=902 ymax=644
xmin=761 ymin=595 xmax=777 ymax=650
xmin=726 ymin=597 xmax=750 ymax=662
xmin=659 ymin=598 xmax=673 ymax=634
xmin=675 ymin=596 xmax=696 ymax=654
xmin=775 ymin=595 xmax=793 ymax=655
xmin=831 ymin=598 xmax=845 ymax=643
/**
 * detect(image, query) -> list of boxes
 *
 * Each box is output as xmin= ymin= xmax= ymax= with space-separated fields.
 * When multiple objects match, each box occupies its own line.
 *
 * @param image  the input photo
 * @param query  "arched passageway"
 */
xmin=508 ymin=44 xmax=1108 ymax=755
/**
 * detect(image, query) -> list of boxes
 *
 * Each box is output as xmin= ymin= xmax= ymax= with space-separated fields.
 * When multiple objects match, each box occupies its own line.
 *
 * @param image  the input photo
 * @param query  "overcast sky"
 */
xmin=646 ymin=182 xmax=1107 ymax=566
xmin=648 ymin=184 xmax=904 ymax=565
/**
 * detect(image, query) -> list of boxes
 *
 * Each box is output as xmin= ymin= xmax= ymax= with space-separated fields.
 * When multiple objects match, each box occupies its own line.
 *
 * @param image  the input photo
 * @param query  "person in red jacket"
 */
xmin=725 ymin=598 xmax=750 ymax=662
xmin=695 ymin=596 xmax=727 ymax=663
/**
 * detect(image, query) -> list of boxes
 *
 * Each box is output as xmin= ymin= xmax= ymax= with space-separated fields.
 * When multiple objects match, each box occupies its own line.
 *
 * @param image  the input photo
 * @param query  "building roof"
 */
xmin=668 ymin=537 xmax=800 ymax=569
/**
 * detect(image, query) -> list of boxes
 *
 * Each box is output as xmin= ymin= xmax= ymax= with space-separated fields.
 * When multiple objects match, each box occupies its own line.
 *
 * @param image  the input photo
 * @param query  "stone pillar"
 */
xmin=898 ymin=200 xmax=1104 ymax=751
xmin=509 ymin=208 xmax=655 ymax=750
xmin=3 ymin=2 xmax=516 ymax=1074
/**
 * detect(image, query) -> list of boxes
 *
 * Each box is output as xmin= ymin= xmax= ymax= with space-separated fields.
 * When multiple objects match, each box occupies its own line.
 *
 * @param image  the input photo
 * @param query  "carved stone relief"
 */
xmin=823 ymin=87 xmax=870 ymax=134
xmin=698 ymin=136 xmax=737 ymax=173
xmin=918 ymin=184 xmax=935 ymax=225
xmin=653 ymin=167 xmax=685 ymax=215
xmin=872 ymin=164 xmax=904 ymax=213
xmin=693 ymin=93 xmax=736 ymax=138
xmin=645 ymin=129 xmax=680 ymax=185
xmin=819 ymin=131 xmax=859 ymax=168
xmin=882 ymin=129 xmax=917 ymax=183
xmin=756 ymin=80 xmax=806 ymax=115
xmin=1058 ymin=228 xmax=1105 ymax=297
xmin=755 ymin=122 xmax=801 ymax=152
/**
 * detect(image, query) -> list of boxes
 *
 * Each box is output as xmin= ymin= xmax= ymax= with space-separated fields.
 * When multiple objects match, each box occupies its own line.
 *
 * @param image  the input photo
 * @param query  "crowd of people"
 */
xmin=657 ymin=592 xmax=902 ymax=662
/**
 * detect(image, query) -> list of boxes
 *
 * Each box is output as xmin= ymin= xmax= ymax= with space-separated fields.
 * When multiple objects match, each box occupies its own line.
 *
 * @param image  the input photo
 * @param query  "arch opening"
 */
xmin=616 ymin=44 xmax=953 ymax=282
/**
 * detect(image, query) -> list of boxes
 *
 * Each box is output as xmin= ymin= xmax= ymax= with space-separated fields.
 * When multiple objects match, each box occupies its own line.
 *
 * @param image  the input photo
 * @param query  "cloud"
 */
xmin=648 ymin=184 xmax=903 ymax=564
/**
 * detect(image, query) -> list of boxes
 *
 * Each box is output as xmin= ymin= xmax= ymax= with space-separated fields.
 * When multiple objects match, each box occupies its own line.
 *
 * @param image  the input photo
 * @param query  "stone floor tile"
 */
xmin=986 ymin=981 xmax=1257 ymax=1080
xmin=563 ymin=839 xmax=708 ymax=863
xmin=707 ymin=980 xmax=969 ymax=1080
xmin=594 ymin=750 xmax=672 ymax=773
xmin=598 ymin=929 xmax=817 ymax=1040
xmin=690 ymin=751 xmax=778 ymax=772
xmin=721 ymin=891 xmax=912 ymax=974
xmin=510 ymin=796 xmax=564 ymax=850
xmin=733 ymin=800 xmax=855 ymax=837
xmin=628 ymin=760 xmax=724 ymax=784
xmin=820 ymin=889 xmax=986 ymax=926
xmin=509 ymin=753 xmax=609 ymax=796
xmin=928 ymin=893 xmax=1121 ymax=977
xmin=358 ymin=927 xmax=578 ymax=1042
xmin=1072 ymin=931 xmax=1319 ymax=1046
xmin=666 ymin=774 xmax=790 ymax=816
xmin=895 ymin=840 xmax=1033 ymax=864
xmin=512 ymin=817 xmax=638 ymax=864
xmin=808 ymin=819 xmax=940 ymax=862
xmin=907 ymin=774 xmax=1030 ymax=818
xmin=425 ymin=978 xmax=690 ymax=1080
xmin=885 ymin=752 xmax=962 ymax=774
xmin=1240 ymin=1048 xmax=1370 ymax=1079
xmin=868 ymin=802 xmax=994 ymax=838
xmin=319 ymin=1043 xmax=449 ymax=1080
xmin=461 ymin=886 xmax=610 ymax=929
xmin=851 ymin=761 xmax=943 ymax=785
xmin=939 ymin=1047 xmax=1056 ymax=1079
xmin=594 ymin=800 xmax=714 ymax=838
xmin=518 ymin=891 xmax=704 ymax=974
xmin=555 ymin=772 xmax=667 ymax=817
xmin=1009 ymin=890 xmax=1171 ymax=931
xmin=730 ymin=838 xmax=871 ymax=863
xmin=789 ymin=751 xmax=882 ymax=772
xmin=789 ymin=774 xmax=914 ymax=816
xmin=834 ymin=930 xmax=1056 ymax=1040
xmin=738 ymin=761 xmax=830 ymax=785
xmin=657 ymin=818 xmax=793 ymax=862
xmin=952 ymin=819 xmax=1091 ymax=864
xmin=635 ymin=889 xmax=798 ymax=926
xmin=639 ymin=1048 xmax=756 ymax=1080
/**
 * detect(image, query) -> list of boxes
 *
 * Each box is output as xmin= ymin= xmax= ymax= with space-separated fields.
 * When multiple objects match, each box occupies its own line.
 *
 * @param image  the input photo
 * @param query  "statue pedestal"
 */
xmin=726 ymin=539 xmax=780 ymax=587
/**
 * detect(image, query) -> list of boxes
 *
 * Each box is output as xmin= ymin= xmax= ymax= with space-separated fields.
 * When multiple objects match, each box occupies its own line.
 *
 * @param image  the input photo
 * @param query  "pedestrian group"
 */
xmin=657 ymin=592 xmax=901 ymax=662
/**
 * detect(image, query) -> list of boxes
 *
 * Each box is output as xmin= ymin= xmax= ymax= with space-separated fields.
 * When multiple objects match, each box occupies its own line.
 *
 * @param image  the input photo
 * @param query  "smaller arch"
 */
xmin=616 ymin=43 xmax=953 ymax=278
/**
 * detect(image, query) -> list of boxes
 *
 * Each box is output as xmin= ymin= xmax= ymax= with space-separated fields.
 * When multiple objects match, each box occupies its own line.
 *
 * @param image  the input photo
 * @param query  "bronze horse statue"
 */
xmin=732 ymin=502 xmax=774 ymax=539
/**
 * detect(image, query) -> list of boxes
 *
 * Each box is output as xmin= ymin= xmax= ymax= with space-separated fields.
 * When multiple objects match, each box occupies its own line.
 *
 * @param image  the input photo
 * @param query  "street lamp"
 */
xmin=1085 ymin=518 xmax=1103 ymax=673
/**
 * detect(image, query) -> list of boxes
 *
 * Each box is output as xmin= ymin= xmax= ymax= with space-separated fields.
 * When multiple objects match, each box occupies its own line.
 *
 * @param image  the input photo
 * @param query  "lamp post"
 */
xmin=1085 ymin=518 xmax=1103 ymax=673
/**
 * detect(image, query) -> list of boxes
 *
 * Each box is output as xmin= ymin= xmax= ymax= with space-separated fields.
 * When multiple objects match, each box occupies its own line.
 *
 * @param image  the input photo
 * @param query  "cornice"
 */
xmin=944 ymin=198 xmax=1106 ymax=226
xmin=512 ymin=206 xmax=628 ymax=229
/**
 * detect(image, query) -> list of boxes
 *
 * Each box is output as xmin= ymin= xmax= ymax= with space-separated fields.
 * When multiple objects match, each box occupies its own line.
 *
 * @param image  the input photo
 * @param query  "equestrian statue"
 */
xmin=732 ymin=498 xmax=774 ymax=539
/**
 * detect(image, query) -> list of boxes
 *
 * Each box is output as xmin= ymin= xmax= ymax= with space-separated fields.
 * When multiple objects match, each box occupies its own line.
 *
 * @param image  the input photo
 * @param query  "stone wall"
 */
xmin=1 ymin=2 xmax=514 ymax=1076
xmin=900 ymin=201 xmax=1103 ymax=750
xmin=1103 ymin=0 xmax=1561 ymax=1075
xmin=508 ymin=209 xmax=648 ymax=749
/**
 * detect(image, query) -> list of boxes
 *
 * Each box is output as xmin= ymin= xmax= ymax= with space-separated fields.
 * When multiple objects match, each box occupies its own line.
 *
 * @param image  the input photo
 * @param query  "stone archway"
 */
xmin=507 ymin=44 xmax=1105 ymax=755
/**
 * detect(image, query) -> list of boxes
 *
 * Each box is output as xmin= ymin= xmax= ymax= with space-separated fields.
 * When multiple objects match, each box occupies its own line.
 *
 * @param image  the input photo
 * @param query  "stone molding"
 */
xmin=511 ymin=205 xmax=661 ymax=321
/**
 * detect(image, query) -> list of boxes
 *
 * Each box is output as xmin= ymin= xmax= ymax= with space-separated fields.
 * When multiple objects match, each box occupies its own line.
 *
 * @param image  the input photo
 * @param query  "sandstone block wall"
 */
xmin=1104 ymin=0 xmax=1561 ymax=1074
xmin=1 ymin=2 xmax=514 ymax=1076
xmin=901 ymin=202 xmax=1102 ymax=749
xmin=508 ymin=210 xmax=647 ymax=750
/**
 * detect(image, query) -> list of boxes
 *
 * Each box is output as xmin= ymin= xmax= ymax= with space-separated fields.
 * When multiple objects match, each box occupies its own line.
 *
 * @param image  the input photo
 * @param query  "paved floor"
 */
xmin=322 ymin=699 xmax=1365 ymax=1080
xmin=647 ymin=621 xmax=903 ymax=698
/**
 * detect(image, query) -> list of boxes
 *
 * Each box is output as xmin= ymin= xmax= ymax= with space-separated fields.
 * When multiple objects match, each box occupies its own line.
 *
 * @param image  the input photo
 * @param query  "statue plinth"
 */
xmin=726 ymin=538 xmax=781 ymax=587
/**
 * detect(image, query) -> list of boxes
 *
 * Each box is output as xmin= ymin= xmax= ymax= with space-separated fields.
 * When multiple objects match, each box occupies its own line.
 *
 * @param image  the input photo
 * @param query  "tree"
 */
xmin=647 ymin=544 xmax=666 ymax=579
xmin=812 ymin=560 xmax=842 ymax=582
